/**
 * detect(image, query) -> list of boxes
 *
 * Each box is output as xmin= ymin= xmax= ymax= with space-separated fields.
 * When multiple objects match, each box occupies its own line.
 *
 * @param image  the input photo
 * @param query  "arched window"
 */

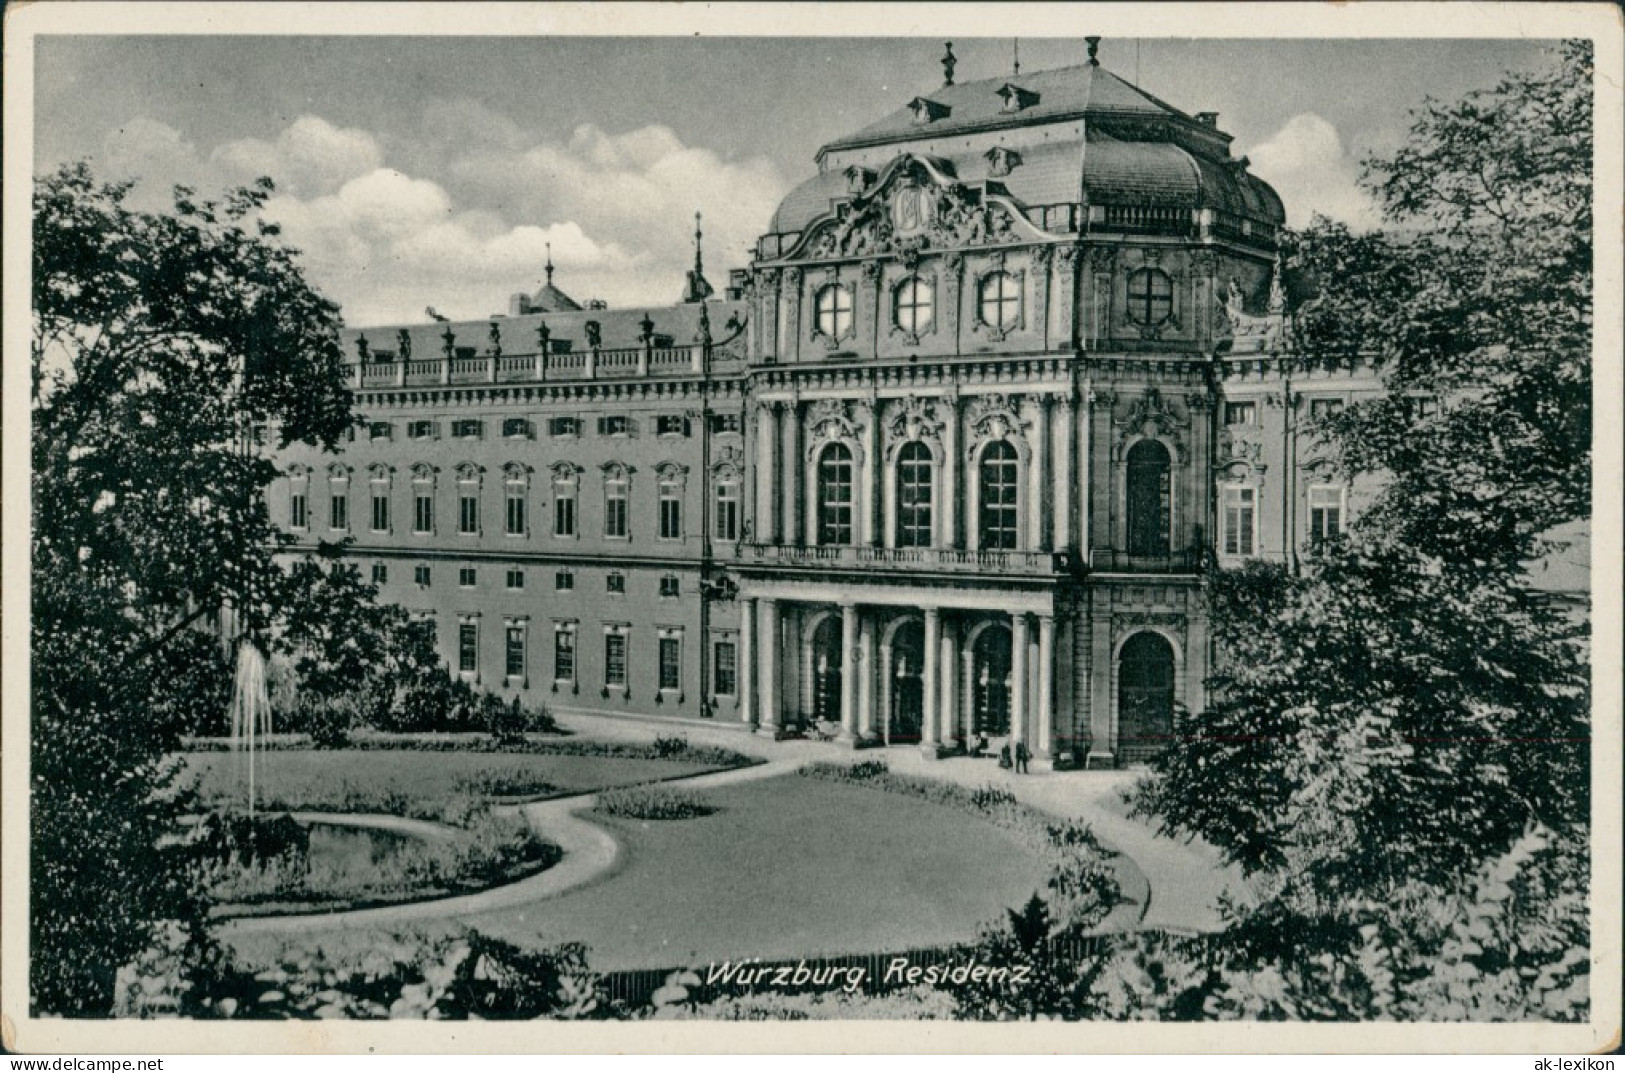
xmin=455 ymin=464 xmax=481 ymax=536
xmin=978 ymin=441 xmax=1019 ymax=550
xmin=368 ymin=465 xmax=392 ymax=533
xmin=1126 ymin=440 xmax=1171 ymax=557
xmin=816 ymin=443 xmax=855 ymax=545
xmin=1126 ymin=268 xmax=1173 ymax=326
xmin=410 ymin=464 xmax=435 ymax=534
xmin=893 ymin=276 xmax=934 ymax=335
xmin=815 ymin=284 xmax=853 ymax=340
xmin=713 ymin=478 xmax=740 ymax=542
xmin=603 ymin=464 xmax=630 ymax=539
xmin=656 ymin=465 xmax=684 ymax=541
xmin=978 ymin=272 xmax=1021 ymax=332
xmin=503 ymin=464 xmax=528 ymax=537
xmin=895 ymin=441 xmax=934 ymax=548
xmin=287 ymin=467 xmax=309 ymax=530
xmin=551 ymin=464 xmax=578 ymax=538
xmin=327 ymin=465 xmax=350 ymax=532
xmin=1118 ymin=632 xmax=1175 ymax=763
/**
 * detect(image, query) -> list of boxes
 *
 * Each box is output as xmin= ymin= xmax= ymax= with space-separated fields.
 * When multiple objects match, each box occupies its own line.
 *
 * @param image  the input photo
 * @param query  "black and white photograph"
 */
xmin=3 ymin=1 xmax=1620 ymax=1055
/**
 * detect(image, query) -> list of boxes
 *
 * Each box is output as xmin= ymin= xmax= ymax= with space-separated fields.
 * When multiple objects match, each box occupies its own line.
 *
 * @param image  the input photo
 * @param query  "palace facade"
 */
xmin=271 ymin=40 xmax=1385 ymax=768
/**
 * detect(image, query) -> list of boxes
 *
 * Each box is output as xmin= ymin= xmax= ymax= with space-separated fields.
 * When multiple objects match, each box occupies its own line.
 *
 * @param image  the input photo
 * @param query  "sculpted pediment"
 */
xmin=788 ymin=154 xmax=1052 ymax=265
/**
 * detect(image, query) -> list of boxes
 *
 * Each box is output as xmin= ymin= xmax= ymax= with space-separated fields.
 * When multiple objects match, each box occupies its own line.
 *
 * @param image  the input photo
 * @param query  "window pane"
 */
xmin=1126 ymin=440 xmax=1172 ymax=556
xmin=506 ymin=493 xmax=526 ymax=535
xmin=506 ymin=627 xmax=526 ymax=678
xmin=978 ymin=441 xmax=1019 ymax=549
xmin=715 ymin=483 xmax=739 ymax=541
xmin=896 ymin=441 xmax=934 ymax=548
xmin=659 ymin=637 xmax=680 ymax=690
xmin=817 ymin=444 xmax=854 ymax=545
xmin=459 ymin=494 xmax=478 ymax=534
xmin=372 ymin=493 xmax=390 ymax=531
xmin=715 ymin=640 xmax=737 ymax=696
xmin=605 ymin=634 xmax=627 ymax=687
xmin=555 ymin=631 xmax=575 ymax=681
xmin=458 ymin=624 xmax=477 ymax=673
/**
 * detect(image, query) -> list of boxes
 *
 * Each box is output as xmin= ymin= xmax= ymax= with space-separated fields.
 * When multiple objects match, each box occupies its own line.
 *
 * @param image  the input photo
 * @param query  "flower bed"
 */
xmin=594 ymin=784 xmax=716 ymax=821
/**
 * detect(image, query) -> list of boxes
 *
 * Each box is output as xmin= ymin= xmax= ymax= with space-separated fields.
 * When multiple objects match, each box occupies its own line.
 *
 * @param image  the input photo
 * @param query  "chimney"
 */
xmin=1196 ymin=112 xmax=1219 ymax=128
xmin=509 ymin=293 xmax=531 ymax=317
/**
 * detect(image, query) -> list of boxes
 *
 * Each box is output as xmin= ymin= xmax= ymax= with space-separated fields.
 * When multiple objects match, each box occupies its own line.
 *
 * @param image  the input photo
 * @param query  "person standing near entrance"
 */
xmin=1014 ymin=741 xmax=1031 ymax=774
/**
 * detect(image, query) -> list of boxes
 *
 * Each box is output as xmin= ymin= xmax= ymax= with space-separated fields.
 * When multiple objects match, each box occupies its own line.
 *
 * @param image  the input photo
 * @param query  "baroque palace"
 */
xmin=272 ymin=39 xmax=1382 ymax=769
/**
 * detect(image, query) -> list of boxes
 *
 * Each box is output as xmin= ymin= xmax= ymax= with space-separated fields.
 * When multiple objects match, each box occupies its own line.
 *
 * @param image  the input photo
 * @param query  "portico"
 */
xmin=736 ymin=579 xmax=1063 ymax=763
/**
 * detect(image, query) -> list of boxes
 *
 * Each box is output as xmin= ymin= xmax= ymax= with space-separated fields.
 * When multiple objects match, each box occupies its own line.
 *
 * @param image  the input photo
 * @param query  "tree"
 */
xmin=1125 ymin=43 xmax=1592 ymax=1017
xmin=31 ymin=163 xmax=352 ymax=1014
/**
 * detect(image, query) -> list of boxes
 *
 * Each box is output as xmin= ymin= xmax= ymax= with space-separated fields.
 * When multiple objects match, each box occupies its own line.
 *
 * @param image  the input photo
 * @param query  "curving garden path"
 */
xmin=222 ymin=717 xmax=1242 ymax=942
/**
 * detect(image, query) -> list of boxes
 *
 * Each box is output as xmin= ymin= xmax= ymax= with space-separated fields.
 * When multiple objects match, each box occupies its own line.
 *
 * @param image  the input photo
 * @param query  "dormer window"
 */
xmin=908 ymin=97 xmax=950 ymax=125
xmin=986 ymin=146 xmax=1023 ymax=178
xmin=996 ymin=83 xmax=1039 ymax=113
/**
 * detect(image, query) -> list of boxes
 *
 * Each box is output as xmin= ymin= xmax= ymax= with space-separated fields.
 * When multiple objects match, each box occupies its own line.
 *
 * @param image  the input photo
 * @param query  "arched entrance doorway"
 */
xmin=809 ymin=615 xmax=843 ymax=727
xmin=887 ymin=620 xmax=925 ymax=744
xmin=1118 ymin=631 xmax=1175 ymax=763
xmin=971 ymin=624 xmax=1013 ymax=737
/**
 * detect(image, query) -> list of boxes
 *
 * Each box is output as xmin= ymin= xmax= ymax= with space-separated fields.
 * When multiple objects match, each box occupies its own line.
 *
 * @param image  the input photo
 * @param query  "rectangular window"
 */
xmin=506 ymin=568 xmax=524 ymax=590
xmin=554 ymin=629 xmax=576 ymax=684
xmin=659 ymin=575 xmax=679 ymax=598
xmin=459 ymin=566 xmax=476 ymax=588
xmin=369 ymin=421 xmax=392 ymax=441
xmin=555 ymin=570 xmax=573 ymax=592
xmin=709 ymin=413 xmax=741 ymax=434
xmin=414 ymin=564 xmax=431 ymax=587
xmin=605 ymin=633 xmax=627 ymax=688
xmin=554 ymin=490 xmax=576 ymax=537
xmin=408 ymin=419 xmax=436 ymax=440
xmin=1222 ymin=485 xmax=1257 ymax=557
xmin=597 ymin=415 xmax=629 ymax=437
xmin=459 ymin=493 xmax=479 ymax=534
xmin=549 ymin=416 xmax=580 ymax=437
xmin=458 ymin=622 xmax=478 ymax=674
xmin=505 ymin=626 xmax=526 ymax=680
xmin=714 ymin=483 xmax=739 ymax=541
xmin=290 ymin=492 xmax=308 ymax=529
xmin=714 ymin=638 xmax=737 ymax=697
xmin=371 ymin=491 xmax=390 ymax=532
xmin=502 ymin=418 xmax=534 ymax=439
xmin=1224 ymin=401 xmax=1257 ymax=426
xmin=506 ymin=491 xmax=526 ymax=535
xmin=659 ymin=491 xmax=682 ymax=540
xmin=1309 ymin=398 xmax=1344 ymax=422
xmin=658 ymin=637 xmax=680 ymax=691
xmin=605 ymin=482 xmax=629 ymax=538
xmin=414 ymin=493 xmax=434 ymax=534
xmin=656 ymin=414 xmax=688 ymax=436
xmin=452 ymin=419 xmax=483 ymax=439
xmin=329 ymin=492 xmax=348 ymax=531
xmin=1309 ymin=485 xmax=1345 ymax=545
xmin=371 ymin=562 xmax=388 ymax=585
xmin=606 ymin=572 xmax=626 ymax=594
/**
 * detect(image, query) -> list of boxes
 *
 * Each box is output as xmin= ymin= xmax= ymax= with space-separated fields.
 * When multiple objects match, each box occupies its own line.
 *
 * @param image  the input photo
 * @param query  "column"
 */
xmin=861 ymin=402 xmax=881 ymax=546
xmin=858 ymin=615 xmax=876 ymax=742
xmin=783 ymin=401 xmax=802 ymax=545
xmin=961 ymin=634 xmax=977 ymax=744
xmin=839 ymin=603 xmax=858 ymax=742
xmin=757 ymin=403 xmax=781 ymax=545
xmin=1078 ymin=393 xmax=1091 ymax=561
xmin=1054 ymin=395 xmax=1076 ymax=553
xmin=758 ymin=599 xmax=780 ymax=733
xmin=921 ymin=607 xmax=941 ymax=756
xmin=940 ymin=617 xmax=960 ymax=750
xmin=799 ymin=613 xmax=816 ymax=726
xmin=738 ymin=598 xmax=756 ymax=727
xmin=878 ymin=631 xmax=894 ymax=746
xmin=942 ymin=396 xmax=960 ymax=549
xmin=1034 ymin=397 xmax=1052 ymax=552
xmin=1036 ymin=613 xmax=1055 ymax=762
xmin=1010 ymin=612 xmax=1030 ymax=750
xmin=1087 ymin=614 xmax=1115 ymax=768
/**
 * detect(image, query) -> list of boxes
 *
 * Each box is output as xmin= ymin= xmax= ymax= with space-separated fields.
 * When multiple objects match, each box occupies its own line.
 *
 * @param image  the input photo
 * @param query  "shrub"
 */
xmin=118 ymin=929 xmax=610 ymax=1020
xmin=595 ymin=784 xmax=716 ymax=821
xmin=651 ymin=733 xmax=689 ymax=758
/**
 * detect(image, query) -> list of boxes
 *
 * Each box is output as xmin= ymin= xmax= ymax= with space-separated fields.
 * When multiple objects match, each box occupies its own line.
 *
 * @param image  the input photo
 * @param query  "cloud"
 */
xmin=1248 ymin=113 xmax=1380 ymax=230
xmin=212 ymin=115 xmax=384 ymax=197
xmin=83 ymin=108 xmax=791 ymax=325
xmin=97 ymin=117 xmax=208 ymax=207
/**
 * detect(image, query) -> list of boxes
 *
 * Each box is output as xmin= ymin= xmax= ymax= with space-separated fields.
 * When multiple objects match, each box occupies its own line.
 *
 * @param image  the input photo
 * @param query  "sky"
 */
xmin=32 ymin=34 xmax=1558 ymax=327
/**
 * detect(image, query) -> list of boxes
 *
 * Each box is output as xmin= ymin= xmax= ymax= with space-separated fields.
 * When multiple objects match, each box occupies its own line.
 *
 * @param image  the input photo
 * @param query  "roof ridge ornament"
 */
xmin=942 ymin=42 xmax=956 ymax=86
xmin=1086 ymin=36 xmax=1102 ymax=67
xmin=545 ymin=242 xmax=554 ymax=286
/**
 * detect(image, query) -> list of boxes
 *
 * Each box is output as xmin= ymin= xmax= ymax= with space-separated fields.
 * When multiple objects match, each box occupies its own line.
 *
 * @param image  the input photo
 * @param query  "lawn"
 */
xmin=456 ymin=773 xmax=1052 ymax=970
xmin=180 ymin=748 xmax=729 ymax=814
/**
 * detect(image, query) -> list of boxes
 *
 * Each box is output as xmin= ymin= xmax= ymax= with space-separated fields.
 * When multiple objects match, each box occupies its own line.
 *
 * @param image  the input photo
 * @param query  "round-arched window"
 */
xmin=817 ymin=443 xmax=855 ymax=545
xmin=815 ymin=284 xmax=853 ymax=339
xmin=893 ymin=276 xmax=934 ymax=334
xmin=895 ymin=441 xmax=934 ymax=548
xmin=978 ymin=440 xmax=1019 ymax=550
xmin=1126 ymin=439 xmax=1171 ymax=557
xmin=1126 ymin=268 xmax=1174 ymax=326
xmin=978 ymin=272 xmax=1021 ymax=331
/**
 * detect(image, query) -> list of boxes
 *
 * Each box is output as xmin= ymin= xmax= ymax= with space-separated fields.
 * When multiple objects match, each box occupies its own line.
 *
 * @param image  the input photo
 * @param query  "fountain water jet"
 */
xmin=227 ymin=638 xmax=272 ymax=821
